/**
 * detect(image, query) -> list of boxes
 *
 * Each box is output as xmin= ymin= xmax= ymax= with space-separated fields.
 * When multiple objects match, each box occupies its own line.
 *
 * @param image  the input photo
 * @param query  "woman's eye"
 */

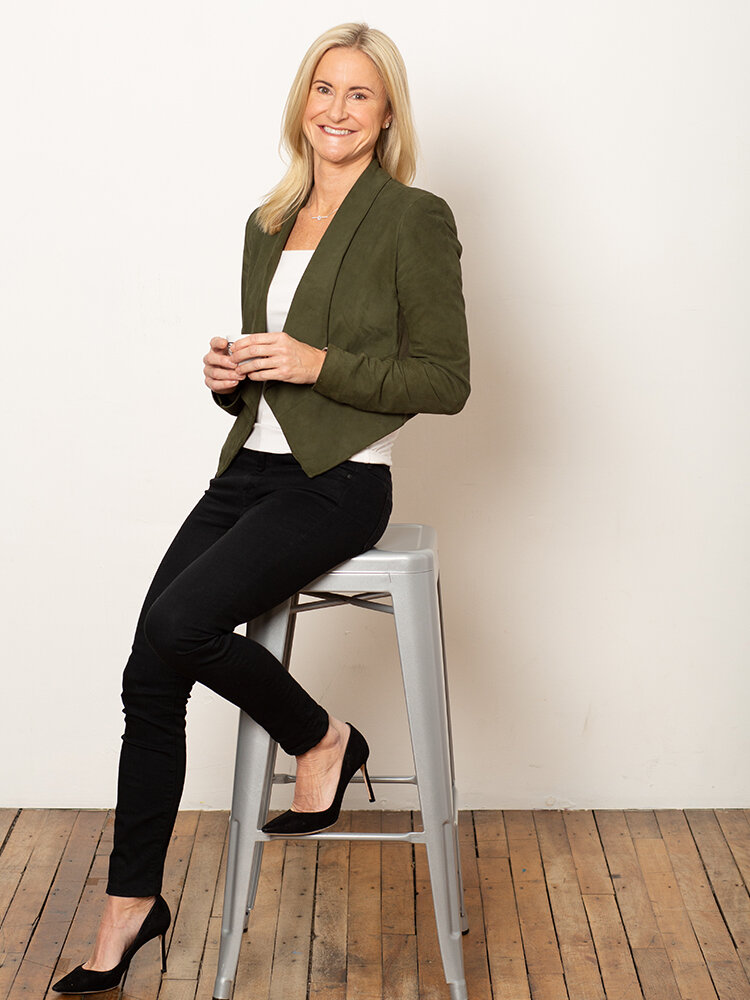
xmin=350 ymin=92 xmax=367 ymax=101
xmin=316 ymin=85 xmax=331 ymax=95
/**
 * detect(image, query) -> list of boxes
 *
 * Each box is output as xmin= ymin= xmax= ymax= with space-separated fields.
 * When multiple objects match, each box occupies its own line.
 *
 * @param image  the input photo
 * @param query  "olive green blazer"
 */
xmin=214 ymin=157 xmax=470 ymax=477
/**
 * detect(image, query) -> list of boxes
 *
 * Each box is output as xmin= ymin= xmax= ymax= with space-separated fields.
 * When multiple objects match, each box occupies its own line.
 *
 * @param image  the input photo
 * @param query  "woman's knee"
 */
xmin=143 ymin=596 xmax=195 ymax=671
xmin=143 ymin=593 xmax=227 ymax=679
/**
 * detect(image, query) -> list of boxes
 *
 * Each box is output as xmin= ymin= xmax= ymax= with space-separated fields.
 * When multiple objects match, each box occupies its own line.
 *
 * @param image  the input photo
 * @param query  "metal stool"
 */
xmin=212 ymin=523 xmax=468 ymax=1000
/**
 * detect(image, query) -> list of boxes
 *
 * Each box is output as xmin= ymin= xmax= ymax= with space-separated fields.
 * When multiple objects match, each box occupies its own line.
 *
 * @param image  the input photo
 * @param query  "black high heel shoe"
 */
xmin=262 ymin=723 xmax=375 ymax=837
xmin=51 ymin=894 xmax=170 ymax=994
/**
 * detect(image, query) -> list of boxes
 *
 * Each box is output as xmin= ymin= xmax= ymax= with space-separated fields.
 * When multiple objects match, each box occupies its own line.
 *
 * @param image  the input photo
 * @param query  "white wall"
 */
xmin=1 ymin=1 xmax=748 ymax=810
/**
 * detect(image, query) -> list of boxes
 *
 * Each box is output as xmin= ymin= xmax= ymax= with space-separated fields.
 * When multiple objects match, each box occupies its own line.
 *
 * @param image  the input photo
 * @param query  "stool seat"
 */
xmin=212 ymin=523 xmax=468 ymax=1000
xmin=312 ymin=522 xmax=439 ymax=576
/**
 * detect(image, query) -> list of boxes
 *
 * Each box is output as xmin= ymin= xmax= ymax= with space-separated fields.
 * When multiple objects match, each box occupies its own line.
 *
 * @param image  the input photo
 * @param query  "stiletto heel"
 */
xmin=262 ymin=723 xmax=374 ymax=836
xmin=361 ymin=763 xmax=375 ymax=803
xmin=51 ymin=895 xmax=171 ymax=994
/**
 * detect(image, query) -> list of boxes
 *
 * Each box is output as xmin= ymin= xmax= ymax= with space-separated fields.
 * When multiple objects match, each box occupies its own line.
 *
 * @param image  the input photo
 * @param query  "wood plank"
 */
xmin=687 ymin=810 xmax=750 ymax=979
xmin=504 ymin=811 xmax=545 ymax=881
xmin=656 ymin=810 xmax=750 ymax=1000
xmin=8 ymin=810 xmax=105 ymax=1000
xmin=0 ymin=813 xmax=18 ymax=852
xmin=346 ymin=810 xmax=382 ymax=1000
xmin=309 ymin=812 xmax=350 ymax=1000
xmin=233 ymin=838 xmax=286 ymax=999
xmin=164 ymin=810 xmax=227 ymax=982
xmin=415 ymin=839 xmax=450 ymax=1000
xmin=94 ymin=811 xmax=114 ymax=858
xmin=193 ymin=810 xmax=229 ymax=1000
xmin=631 ymin=948 xmax=682 ymax=1000
xmin=381 ymin=811 xmax=418 ymax=1000
xmin=194 ymin=914 xmax=222 ymax=1000
xmin=583 ymin=893 xmax=642 ymax=1000
xmin=563 ymin=811 xmax=613 ymax=895
xmin=474 ymin=810 xmax=508 ymax=858
xmin=504 ymin=812 xmax=565 ymax=1000
xmin=268 ymin=837 xmax=317 ymax=1000
xmin=191 ymin=811 xmax=228 ymax=1000
xmin=478 ymin=855 xmax=530 ymax=1000
xmin=595 ymin=812 xmax=660 ymax=948
xmin=535 ymin=810 xmax=605 ymax=1000
xmin=0 ymin=810 xmax=49 ymax=924
xmin=122 ymin=809 xmax=204 ymax=999
xmin=626 ymin=811 xmax=661 ymax=840
xmin=595 ymin=813 xmax=680 ymax=1000
xmin=716 ymin=810 xmax=750 ymax=893
xmin=457 ymin=811 xmax=479 ymax=891
xmin=158 ymin=979 xmax=196 ymax=1000
xmin=457 ymin=813 xmax=492 ymax=1000
xmin=0 ymin=810 xmax=76 ymax=999
xmin=46 ymin=830 xmax=111 ymax=998
xmin=383 ymin=933 xmax=418 ymax=1000
xmin=381 ymin=811 xmax=414 ymax=935
xmin=461 ymin=887 xmax=492 ymax=1000
xmin=210 ymin=813 xmax=228 ymax=920
xmin=634 ymin=836 xmax=717 ymax=1000
xmin=655 ymin=810 xmax=718 ymax=909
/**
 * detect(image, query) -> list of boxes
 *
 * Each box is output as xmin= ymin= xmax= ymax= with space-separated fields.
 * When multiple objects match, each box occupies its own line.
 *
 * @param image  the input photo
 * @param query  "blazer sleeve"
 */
xmin=211 ymin=212 xmax=258 ymax=416
xmin=312 ymin=193 xmax=471 ymax=415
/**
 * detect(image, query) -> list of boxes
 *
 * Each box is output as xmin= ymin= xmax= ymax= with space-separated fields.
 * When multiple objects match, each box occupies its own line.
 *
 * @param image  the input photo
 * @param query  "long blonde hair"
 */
xmin=257 ymin=23 xmax=418 ymax=234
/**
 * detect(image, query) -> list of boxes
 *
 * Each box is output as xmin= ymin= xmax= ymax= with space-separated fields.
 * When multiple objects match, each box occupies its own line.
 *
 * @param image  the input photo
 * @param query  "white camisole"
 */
xmin=243 ymin=250 xmax=399 ymax=465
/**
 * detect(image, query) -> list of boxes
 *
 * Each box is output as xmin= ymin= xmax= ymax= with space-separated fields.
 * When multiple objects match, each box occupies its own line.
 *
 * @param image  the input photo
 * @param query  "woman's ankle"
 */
xmin=298 ymin=718 xmax=348 ymax=761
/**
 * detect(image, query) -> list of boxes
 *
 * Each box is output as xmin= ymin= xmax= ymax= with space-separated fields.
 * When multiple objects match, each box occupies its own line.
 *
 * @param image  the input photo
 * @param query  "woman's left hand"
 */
xmin=231 ymin=332 xmax=326 ymax=384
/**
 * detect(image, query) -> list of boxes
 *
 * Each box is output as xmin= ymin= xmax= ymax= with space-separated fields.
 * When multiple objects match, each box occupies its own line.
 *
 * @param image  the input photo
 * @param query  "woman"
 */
xmin=52 ymin=21 xmax=469 ymax=995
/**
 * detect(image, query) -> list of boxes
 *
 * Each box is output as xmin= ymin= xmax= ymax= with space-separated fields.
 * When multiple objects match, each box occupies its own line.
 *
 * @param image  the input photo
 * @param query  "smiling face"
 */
xmin=302 ymin=46 xmax=392 ymax=175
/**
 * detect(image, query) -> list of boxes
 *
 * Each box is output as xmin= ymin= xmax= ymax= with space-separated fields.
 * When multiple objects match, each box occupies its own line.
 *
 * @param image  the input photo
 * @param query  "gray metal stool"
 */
xmin=212 ymin=523 xmax=468 ymax=1000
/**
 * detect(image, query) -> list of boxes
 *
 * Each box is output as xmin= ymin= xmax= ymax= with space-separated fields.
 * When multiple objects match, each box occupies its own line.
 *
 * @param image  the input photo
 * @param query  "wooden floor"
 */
xmin=1 ymin=809 xmax=749 ymax=999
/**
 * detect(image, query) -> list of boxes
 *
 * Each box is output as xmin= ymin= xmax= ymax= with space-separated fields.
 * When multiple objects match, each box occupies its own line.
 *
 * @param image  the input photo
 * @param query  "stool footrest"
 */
xmin=260 ymin=829 xmax=426 ymax=843
xmin=272 ymin=772 xmax=418 ymax=785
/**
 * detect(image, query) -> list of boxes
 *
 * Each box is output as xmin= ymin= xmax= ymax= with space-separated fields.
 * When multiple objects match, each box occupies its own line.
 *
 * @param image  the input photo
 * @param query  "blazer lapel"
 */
xmin=282 ymin=158 xmax=392 ymax=348
xmin=243 ymin=212 xmax=297 ymax=334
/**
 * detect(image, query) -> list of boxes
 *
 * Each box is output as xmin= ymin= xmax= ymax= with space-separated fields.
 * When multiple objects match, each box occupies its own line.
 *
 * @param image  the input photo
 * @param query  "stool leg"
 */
xmin=393 ymin=573 xmax=468 ymax=1000
xmin=213 ymin=714 xmax=276 ymax=999
xmin=212 ymin=601 xmax=293 ymax=1000
xmin=437 ymin=579 xmax=469 ymax=936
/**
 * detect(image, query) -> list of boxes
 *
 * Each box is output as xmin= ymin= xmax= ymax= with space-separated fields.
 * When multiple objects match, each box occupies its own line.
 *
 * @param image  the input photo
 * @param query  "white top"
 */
xmin=243 ymin=250 xmax=399 ymax=465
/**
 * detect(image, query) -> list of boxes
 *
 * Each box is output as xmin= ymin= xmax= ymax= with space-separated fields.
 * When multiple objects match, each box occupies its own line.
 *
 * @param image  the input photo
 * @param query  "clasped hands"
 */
xmin=204 ymin=333 xmax=326 ymax=395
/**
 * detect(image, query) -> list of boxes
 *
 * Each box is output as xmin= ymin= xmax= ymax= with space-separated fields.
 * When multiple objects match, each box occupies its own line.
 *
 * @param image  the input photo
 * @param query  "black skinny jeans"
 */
xmin=107 ymin=450 xmax=392 ymax=896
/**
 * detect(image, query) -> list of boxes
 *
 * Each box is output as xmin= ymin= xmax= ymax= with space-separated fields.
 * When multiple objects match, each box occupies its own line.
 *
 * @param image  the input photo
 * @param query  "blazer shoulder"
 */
xmin=244 ymin=206 xmax=264 ymax=241
xmin=377 ymin=178 xmax=458 ymax=228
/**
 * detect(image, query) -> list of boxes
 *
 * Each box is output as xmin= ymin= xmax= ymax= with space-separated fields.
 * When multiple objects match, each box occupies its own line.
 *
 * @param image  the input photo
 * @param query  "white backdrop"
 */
xmin=1 ymin=1 xmax=748 ymax=810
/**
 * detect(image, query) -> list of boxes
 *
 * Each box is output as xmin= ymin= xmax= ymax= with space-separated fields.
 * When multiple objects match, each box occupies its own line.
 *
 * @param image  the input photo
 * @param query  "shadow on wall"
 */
xmin=392 ymin=148 xmax=555 ymax=711
xmin=390 ymin=139 xmax=620 ymax=792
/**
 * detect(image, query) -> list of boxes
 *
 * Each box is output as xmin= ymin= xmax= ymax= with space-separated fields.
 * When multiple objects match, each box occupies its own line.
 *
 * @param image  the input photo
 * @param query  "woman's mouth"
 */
xmin=319 ymin=125 xmax=354 ymax=136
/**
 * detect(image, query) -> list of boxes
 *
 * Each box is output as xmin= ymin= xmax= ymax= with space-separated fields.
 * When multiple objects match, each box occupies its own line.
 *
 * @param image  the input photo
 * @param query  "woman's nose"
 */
xmin=329 ymin=93 xmax=348 ymax=121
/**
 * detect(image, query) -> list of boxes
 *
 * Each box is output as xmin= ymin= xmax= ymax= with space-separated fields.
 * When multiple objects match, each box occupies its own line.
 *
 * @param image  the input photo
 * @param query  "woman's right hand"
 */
xmin=203 ymin=337 xmax=246 ymax=394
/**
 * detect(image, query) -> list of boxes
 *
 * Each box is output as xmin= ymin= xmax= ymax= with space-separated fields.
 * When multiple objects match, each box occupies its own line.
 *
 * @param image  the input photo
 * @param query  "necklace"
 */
xmin=308 ymin=207 xmax=337 ymax=222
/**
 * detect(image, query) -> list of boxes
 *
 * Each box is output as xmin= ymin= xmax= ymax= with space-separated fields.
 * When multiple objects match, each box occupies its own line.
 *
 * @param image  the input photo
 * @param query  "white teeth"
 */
xmin=322 ymin=126 xmax=352 ymax=135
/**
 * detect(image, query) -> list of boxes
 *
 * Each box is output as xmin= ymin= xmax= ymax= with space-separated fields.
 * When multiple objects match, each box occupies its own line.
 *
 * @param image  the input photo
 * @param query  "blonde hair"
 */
xmin=257 ymin=23 xmax=418 ymax=234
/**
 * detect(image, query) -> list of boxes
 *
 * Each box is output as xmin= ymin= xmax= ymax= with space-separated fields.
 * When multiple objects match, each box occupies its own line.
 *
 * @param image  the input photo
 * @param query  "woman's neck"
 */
xmin=306 ymin=156 xmax=374 ymax=218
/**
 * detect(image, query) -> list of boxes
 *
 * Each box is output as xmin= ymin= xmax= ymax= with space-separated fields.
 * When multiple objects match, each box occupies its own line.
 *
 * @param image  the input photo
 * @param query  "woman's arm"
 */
xmin=209 ymin=212 xmax=259 ymax=414
xmin=312 ymin=193 xmax=470 ymax=415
